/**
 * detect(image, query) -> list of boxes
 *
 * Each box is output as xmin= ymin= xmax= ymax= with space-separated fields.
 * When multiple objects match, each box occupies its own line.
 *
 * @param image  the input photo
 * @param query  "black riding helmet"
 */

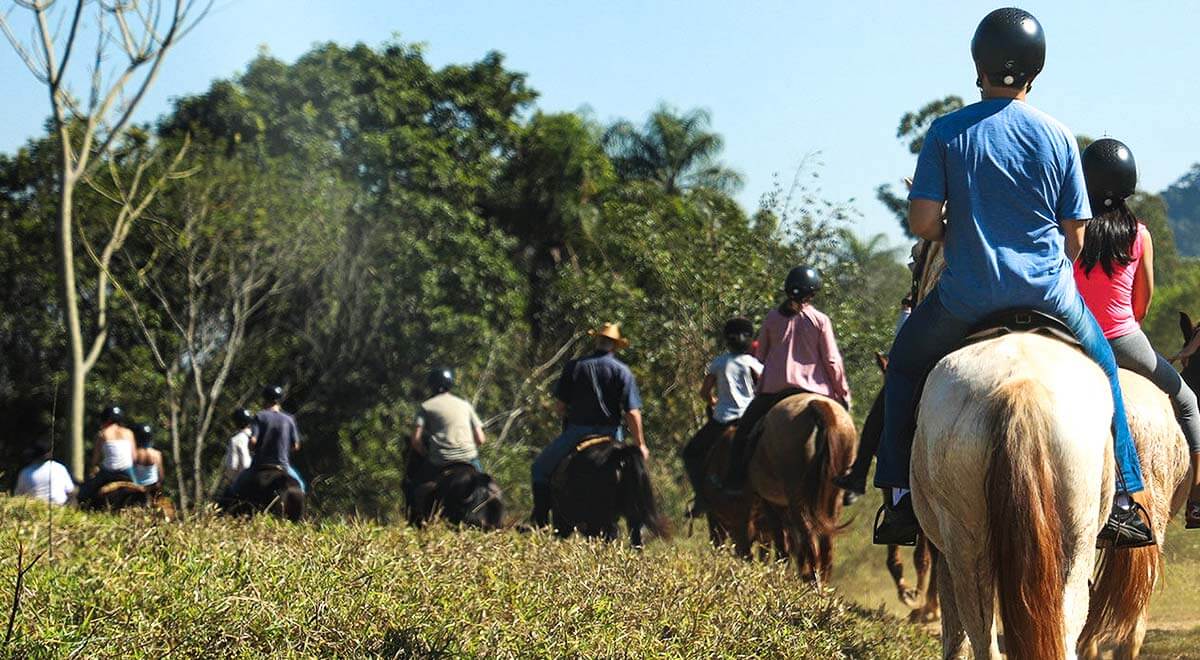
xmin=231 ymin=408 xmax=254 ymax=427
xmin=428 ymin=367 xmax=455 ymax=394
xmin=1082 ymin=138 xmax=1137 ymax=212
xmin=784 ymin=266 xmax=821 ymax=302
xmin=100 ymin=405 xmax=124 ymax=425
xmin=262 ymin=384 xmax=284 ymax=405
xmin=133 ymin=422 xmax=154 ymax=449
xmin=971 ymin=8 xmax=1045 ymax=89
xmin=723 ymin=317 xmax=755 ymax=353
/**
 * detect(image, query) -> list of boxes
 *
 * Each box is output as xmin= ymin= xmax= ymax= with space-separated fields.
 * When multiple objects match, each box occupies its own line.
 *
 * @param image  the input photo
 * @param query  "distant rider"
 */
xmin=681 ymin=317 xmax=762 ymax=516
xmin=223 ymin=408 xmax=254 ymax=487
xmin=720 ymin=266 xmax=851 ymax=493
xmin=132 ymin=422 xmax=166 ymax=494
xmin=530 ymin=322 xmax=647 ymax=527
xmin=243 ymin=385 xmax=305 ymax=493
xmin=78 ymin=405 xmax=137 ymax=502
xmin=411 ymin=367 xmax=487 ymax=473
xmin=14 ymin=439 xmax=76 ymax=505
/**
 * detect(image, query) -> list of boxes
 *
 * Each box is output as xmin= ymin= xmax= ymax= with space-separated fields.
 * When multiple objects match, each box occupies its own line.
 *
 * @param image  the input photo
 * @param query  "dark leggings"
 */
xmin=842 ymin=384 xmax=885 ymax=486
xmin=681 ymin=419 xmax=735 ymax=498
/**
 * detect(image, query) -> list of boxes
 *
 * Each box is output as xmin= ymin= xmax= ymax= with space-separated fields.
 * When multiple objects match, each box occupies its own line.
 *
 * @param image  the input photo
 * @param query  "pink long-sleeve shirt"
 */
xmin=754 ymin=305 xmax=851 ymax=406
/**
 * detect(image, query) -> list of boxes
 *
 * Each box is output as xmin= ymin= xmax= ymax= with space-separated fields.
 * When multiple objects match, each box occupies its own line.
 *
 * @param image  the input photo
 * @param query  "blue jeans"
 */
xmin=531 ymin=424 xmax=623 ymax=487
xmin=286 ymin=464 xmax=307 ymax=494
xmin=874 ymin=288 xmax=1144 ymax=494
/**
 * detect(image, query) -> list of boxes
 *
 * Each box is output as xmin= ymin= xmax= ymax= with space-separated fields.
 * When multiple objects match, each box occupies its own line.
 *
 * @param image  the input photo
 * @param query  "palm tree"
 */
xmin=602 ymin=105 xmax=743 ymax=196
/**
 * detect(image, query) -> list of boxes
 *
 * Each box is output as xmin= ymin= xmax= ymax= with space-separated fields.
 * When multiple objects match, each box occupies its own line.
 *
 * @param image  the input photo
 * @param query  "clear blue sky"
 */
xmin=2 ymin=0 xmax=1198 ymax=247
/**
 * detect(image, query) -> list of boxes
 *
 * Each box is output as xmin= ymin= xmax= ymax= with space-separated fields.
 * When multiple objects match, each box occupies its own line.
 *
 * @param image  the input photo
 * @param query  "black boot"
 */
xmin=530 ymin=483 xmax=552 ymax=529
xmin=1097 ymin=497 xmax=1155 ymax=549
xmin=873 ymin=490 xmax=920 ymax=546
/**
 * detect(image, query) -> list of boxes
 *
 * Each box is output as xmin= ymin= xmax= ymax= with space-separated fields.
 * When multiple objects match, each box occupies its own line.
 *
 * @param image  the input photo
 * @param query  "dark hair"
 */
xmin=1078 ymin=201 xmax=1138 ymax=278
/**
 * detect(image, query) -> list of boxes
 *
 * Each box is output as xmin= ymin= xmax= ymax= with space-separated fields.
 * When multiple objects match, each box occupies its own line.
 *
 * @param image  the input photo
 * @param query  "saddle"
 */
xmin=962 ymin=309 xmax=1082 ymax=351
xmin=551 ymin=435 xmax=615 ymax=493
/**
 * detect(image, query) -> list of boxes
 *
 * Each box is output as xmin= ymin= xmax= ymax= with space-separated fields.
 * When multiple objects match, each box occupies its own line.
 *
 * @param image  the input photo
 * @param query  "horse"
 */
xmin=77 ymin=472 xmax=174 ymax=519
xmin=404 ymin=459 xmax=505 ymax=530
xmin=912 ymin=332 xmax=1119 ymax=659
xmin=549 ymin=436 xmax=668 ymax=547
xmin=1076 ymin=370 xmax=1189 ymax=659
xmin=746 ymin=392 xmax=856 ymax=584
xmin=219 ymin=465 xmax=305 ymax=522
xmin=692 ymin=423 xmax=787 ymax=560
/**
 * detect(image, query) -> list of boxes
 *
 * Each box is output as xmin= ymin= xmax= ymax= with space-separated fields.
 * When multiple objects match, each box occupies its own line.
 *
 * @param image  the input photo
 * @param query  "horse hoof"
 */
xmin=899 ymin=589 xmax=921 ymax=609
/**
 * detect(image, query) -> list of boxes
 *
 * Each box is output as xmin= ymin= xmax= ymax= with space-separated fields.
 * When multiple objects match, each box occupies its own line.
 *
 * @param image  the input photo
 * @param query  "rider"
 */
xmin=14 ymin=439 xmax=76 ymax=505
xmin=78 ymin=405 xmax=137 ymax=502
xmin=245 ymin=385 xmax=305 ymax=493
xmin=872 ymin=8 xmax=1154 ymax=548
xmin=411 ymin=367 xmax=487 ymax=473
xmin=223 ymin=408 xmax=254 ymax=487
xmin=1073 ymin=138 xmax=1200 ymax=529
xmin=131 ymin=422 xmax=165 ymax=493
xmin=681 ymin=317 xmax=762 ymax=516
xmin=530 ymin=322 xmax=647 ymax=527
xmin=720 ymin=266 xmax=851 ymax=493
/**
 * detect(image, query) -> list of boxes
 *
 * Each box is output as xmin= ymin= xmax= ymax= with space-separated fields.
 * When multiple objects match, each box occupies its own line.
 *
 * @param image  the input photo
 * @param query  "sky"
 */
xmin=2 ymin=0 xmax=1198 ymax=248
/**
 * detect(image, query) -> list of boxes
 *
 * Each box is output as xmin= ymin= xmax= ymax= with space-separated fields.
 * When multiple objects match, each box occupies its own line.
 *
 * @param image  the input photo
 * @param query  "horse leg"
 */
xmin=1112 ymin=614 xmax=1146 ymax=660
xmin=818 ymin=532 xmax=834 ymax=584
xmin=934 ymin=558 xmax=969 ymax=660
xmin=916 ymin=548 xmax=942 ymax=624
xmin=945 ymin=554 xmax=999 ymax=660
xmin=887 ymin=545 xmax=918 ymax=609
xmin=628 ymin=517 xmax=644 ymax=548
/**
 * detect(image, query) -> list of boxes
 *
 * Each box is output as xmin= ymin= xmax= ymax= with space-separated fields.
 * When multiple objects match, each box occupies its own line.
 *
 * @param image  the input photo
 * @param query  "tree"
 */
xmin=603 ymin=105 xmax=742 ymax=195
xmin=877 ymin=96 xmax=965 ymax=237
xmin=0 ymin=0 xmax=208 ymax=479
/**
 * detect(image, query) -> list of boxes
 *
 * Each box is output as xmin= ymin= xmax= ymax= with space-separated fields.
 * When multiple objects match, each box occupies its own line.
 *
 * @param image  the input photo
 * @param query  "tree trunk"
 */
xmin=58 ymin=176 xmax=87 ymax=481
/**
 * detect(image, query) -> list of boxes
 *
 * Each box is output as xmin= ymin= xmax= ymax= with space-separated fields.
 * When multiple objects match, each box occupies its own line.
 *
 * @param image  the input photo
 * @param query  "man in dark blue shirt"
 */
xmin=530 ymin=323 xmax=647 ymax=527
xmin=248 ymin=384 xmax=306 ymax=493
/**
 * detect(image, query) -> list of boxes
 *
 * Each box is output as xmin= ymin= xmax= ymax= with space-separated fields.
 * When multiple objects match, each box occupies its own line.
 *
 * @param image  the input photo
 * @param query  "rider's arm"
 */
xmin=472 ymin=408 xmax=486 ymax=447
xmin=700 ymin=374 xmax=717 ymax=407
xmin=625 ymin=408 xmax=646 ymax=450
xmin=409 ymin=425 xmax=426 ymax=455
xmin=1062 ymin=219 xmax=1086 ymax=262
xmin=908 ymin=200 xmax=945 ymax=241
xmin=1133 ymin=230 xmax=1154 ymax=323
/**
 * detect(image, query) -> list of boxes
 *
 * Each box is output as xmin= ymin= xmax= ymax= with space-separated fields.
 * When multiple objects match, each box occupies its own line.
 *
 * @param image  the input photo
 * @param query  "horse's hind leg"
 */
xmin=935 ymin=558 xmax=968 ymax=660
xmin=887 ymin=545 xmax=919 ymax=608
xmin=628 ymin=518 xmax=644 ymax=548
xmin=944 ymin=553 xmax=999 ymax=660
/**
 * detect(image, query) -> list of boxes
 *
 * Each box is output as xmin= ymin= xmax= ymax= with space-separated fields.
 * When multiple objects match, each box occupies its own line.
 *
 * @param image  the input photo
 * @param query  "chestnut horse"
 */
xmin=746 ymin=392 xmax=856 ymax=583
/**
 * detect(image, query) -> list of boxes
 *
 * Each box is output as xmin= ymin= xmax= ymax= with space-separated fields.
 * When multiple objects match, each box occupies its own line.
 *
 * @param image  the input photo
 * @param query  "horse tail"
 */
xmin=1079 ymin=532 xmax=1159 ymax=651
xmin=793 ymin=397 xmax=854 ymax=538
xmin=616 ymin=444 xmax=669 ymax=539
xmin=985 ymin=378 xmax=1066 ymax=660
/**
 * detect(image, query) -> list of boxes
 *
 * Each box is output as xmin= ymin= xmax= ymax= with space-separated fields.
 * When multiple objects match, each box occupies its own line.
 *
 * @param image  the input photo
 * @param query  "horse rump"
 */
xmin=221 ymin=466 xmax=304 ymax=522
xmin=435 ymin=463 xmax=505 ymax=530
xmin=551 ymin=438 xmax=666 ymax=546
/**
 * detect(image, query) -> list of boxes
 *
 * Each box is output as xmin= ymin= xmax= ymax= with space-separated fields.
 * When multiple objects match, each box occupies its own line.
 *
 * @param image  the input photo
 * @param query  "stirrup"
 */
xmin=1097 ymin=501 xmax=1155 ymax=549
xmin=872 ymin=502 xmax=919 ymax=547
xmin=1186 ymin=500 xmax=1200 ymax=530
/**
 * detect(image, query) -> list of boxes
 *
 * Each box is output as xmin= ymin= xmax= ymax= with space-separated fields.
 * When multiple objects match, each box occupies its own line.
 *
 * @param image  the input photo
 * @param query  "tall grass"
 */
xmin=0 ymin=497 xmax=937 ymax=658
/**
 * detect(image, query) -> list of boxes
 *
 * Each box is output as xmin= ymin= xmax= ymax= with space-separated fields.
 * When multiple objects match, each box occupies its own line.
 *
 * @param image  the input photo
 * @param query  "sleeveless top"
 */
xmin=1073 ymin=223 xmax=1147 ymax=340
xmin=133 ymin=462 xmax=159 ymax=486
xmin=100 ymin=438 xmax=135 ymax=472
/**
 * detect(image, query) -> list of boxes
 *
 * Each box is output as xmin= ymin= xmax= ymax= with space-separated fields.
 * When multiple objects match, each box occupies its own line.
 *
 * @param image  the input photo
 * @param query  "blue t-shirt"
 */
xmin=554 ymin=351 xmax=642 ymax=427
xmin=909 ymin=98 xmax=1091 ymax=322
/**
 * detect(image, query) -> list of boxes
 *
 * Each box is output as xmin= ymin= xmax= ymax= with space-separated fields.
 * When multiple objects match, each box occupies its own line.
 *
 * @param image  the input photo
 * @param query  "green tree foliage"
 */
xmin=0 ymin=40 xmax=905 ymax=520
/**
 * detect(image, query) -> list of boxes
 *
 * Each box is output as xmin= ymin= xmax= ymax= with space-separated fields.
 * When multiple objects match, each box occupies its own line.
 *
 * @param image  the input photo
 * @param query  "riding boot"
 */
xmin=873 ymin=489 xmax=920 ymax=546
xmin=530 ymin=483 xmax=552 ymax=529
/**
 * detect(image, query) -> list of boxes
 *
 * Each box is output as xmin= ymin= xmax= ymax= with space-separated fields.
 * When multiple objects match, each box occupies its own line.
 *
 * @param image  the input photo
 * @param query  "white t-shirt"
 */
xmin=223 ymin=429 xmax=252 ymax=479
xmin=15 ymin=460 xmax=76 ymax=505
xmin=708 ymin=352 xmax=764 ymax=423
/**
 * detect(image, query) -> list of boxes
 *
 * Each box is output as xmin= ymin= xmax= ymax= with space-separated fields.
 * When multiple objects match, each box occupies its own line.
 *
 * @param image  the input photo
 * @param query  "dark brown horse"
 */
xmin=219 ymin=465 xmax=305 ymax=522
xmin=78 ymin=473 xmax=174 ymax=519
xmin=404 ymin=452 xmax=504 ymax=530
xmin=550 ymin=436 xmax=668 ymax=547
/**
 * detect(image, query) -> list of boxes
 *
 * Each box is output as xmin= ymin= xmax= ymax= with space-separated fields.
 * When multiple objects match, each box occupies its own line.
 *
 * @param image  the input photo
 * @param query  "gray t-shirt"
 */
xmin=708 ymin=352 xmax=764 ymax=423
xmin=416 ymin=393 xmax=482 ymax=466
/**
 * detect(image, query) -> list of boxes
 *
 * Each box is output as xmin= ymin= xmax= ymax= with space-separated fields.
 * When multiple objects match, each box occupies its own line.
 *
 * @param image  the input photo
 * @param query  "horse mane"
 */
xmin=984 ymin=377 xmax=1066 ymax=660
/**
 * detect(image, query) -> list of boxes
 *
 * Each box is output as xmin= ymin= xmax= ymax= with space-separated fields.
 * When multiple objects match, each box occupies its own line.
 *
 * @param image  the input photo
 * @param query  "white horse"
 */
xmin=911 ymin=333 xmax=1114 ymax=659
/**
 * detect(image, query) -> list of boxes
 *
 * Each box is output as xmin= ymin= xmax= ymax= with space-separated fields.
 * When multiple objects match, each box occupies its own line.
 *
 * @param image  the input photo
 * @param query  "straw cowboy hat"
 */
xmin=589 ymin=322 xmax=630 ymax=350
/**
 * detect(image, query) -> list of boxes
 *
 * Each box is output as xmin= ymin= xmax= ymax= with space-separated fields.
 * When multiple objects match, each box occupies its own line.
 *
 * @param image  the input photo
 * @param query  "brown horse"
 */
xmin=688 ymin=423 xmax=784 ymax=559
xmin=746 ymin=392 xmax=856 ymax=583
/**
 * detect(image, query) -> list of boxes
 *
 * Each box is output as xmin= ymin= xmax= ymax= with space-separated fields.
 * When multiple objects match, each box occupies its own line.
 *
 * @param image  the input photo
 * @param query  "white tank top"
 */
xmin=101 ymin=439 xmax=134 ymax=472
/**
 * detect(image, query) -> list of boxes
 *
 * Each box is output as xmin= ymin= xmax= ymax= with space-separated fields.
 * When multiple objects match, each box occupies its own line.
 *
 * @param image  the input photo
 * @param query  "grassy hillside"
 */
xmin=0 ymin=497 xmax=937 ymax=658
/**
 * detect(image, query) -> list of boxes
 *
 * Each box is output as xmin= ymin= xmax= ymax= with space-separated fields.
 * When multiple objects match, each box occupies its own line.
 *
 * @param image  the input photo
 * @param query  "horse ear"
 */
xmin=1181 ymin=312 xmax=1195 ymax=341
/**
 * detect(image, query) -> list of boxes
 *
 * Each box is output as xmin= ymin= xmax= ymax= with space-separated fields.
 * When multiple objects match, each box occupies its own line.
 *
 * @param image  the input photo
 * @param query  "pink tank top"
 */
xmin=1073 ymin=223 xmax=1147 ymax=340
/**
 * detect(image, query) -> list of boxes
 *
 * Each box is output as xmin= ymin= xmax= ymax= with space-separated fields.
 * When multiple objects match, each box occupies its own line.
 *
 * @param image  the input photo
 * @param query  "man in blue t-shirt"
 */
xmin=247 ymin=384 xmax=306 ymax=493
xmin=530 ymin=322 xmax=647 ymax=527
xmin=872 ymin=8 xmax=1153 ymax=548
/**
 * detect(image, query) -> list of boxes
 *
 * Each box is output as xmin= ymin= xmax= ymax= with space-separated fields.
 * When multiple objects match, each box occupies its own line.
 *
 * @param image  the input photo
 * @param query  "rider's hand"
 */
xmin=638 ymin=444 xmax=649 ymax=462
